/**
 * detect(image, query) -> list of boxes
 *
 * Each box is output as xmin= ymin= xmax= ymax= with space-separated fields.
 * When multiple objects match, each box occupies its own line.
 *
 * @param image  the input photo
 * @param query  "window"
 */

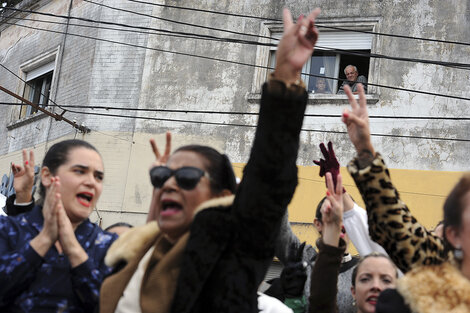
xmin=17 ymin=47 xmax=58 ymax=120
xmin=19 ymin=66 xmax=53 ymax=118
xmin=268 ymin=31 xmax=372 ymax=94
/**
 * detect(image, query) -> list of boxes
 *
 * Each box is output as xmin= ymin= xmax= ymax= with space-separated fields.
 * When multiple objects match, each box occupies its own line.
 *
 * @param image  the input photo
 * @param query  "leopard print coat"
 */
xmin=347 ymin=153 xmax=450 ymax=273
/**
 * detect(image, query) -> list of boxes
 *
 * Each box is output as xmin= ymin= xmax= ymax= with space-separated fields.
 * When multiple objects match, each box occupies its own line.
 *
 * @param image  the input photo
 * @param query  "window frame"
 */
xmin=249 ymin=17 xmax=381 ymax=105
xmin=20 ymin=70 xmax=53 ymax=118
xmin=8 ymin=46 xmax=60 ymax=128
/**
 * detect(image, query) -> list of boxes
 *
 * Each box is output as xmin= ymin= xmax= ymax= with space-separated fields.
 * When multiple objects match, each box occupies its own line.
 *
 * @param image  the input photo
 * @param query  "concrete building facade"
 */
xmin=0 ymin=0 xmax=469 ymax=237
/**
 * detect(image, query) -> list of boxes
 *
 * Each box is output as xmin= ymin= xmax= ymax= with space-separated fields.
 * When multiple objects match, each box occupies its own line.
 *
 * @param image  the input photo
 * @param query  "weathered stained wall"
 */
xmin=136 ymin=0 xmax=470 ymax=172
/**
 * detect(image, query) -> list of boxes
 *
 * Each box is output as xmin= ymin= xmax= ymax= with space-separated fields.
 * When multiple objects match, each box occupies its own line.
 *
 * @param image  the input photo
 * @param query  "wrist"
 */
xmin=355 ymin=142 xmax=375 ymax=156
xmin=30 ymin=232 xmax=54 ymax=257
xmin=15 ymin=190 xmax=32 ymax=203
xmin=356 ymin=148 xmax=376 ymax=169
xmin=67 ymin=247 xmax=88 ymax=268
xmin=322 ymin=224 xmax=342 ymax=247
xmin=270 ymin=70 xmax=305 ymax=89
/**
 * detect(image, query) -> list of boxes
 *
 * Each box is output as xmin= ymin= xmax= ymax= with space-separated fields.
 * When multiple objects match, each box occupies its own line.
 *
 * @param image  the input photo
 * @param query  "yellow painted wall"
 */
xmin=1 ymin=136 xmax=464 ymax=247
xmin=233 ymin=163 xmax=463 ymax=251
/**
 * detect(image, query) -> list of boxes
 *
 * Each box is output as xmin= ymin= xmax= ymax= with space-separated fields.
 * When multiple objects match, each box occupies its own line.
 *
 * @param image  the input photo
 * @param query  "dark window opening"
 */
xmin=337 ymin=50 xmax=370 ymax=93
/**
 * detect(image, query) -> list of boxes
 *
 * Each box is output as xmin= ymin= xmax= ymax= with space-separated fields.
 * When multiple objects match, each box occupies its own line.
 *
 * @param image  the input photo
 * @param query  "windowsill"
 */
xmin=7 ymin=112 xmax=48 ymax=130
xmin=246 ymin=93 xmax=380 ymax=105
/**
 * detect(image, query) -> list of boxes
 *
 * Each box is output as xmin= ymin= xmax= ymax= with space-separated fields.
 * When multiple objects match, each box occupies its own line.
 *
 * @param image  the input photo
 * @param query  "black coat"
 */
xmin=170 ymin=81 xmax=308 ymax=313
xmin=5 ymin=194 xmax=35 ymax=216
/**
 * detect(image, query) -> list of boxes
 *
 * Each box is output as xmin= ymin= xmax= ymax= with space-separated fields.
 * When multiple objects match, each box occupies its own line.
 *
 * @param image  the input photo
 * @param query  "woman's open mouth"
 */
xmin=77 ymin=192 xmax=93 ymax=207
xmin=160 ymin=199 xmax=183 ymax=217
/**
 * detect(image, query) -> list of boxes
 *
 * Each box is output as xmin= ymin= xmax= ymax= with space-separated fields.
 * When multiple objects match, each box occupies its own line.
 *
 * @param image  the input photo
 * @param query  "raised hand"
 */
xmin=11 ymin=149 xmax=35 ymax=203
xmin=147 ymin=132 xmax=172 ymax=222
xmin=149 ymin=131 xmax=172 ymax=168
xmin=274 ymin=7 xmax=321 ymax=85
xmin=313 ymin=141 xmax=341 ymax=189
xmin=321 ymin=172 xmax=344 ymax=247
xmin=341 ymin=84 xmax=374 ymax=155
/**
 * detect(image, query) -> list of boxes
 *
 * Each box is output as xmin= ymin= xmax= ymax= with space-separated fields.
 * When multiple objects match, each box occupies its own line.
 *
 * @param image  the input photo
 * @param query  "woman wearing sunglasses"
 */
xmin=0 ymin=140 xmax=117 ymax=312
xmin=100 ymin=7 xmax=321 ymax=313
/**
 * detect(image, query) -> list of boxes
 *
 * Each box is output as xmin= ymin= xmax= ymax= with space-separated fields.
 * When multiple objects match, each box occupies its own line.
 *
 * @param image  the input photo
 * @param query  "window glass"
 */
xmin=19 ymin=71 xmax=53 ymax=119
xmin=266 ymin=31 xmax=372 ymax=94
xmin=308 ymin=51 xmax=337 ymax=94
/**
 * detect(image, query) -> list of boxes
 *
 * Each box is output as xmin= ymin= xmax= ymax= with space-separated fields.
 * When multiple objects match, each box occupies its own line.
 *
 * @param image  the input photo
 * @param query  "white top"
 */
xmin=343 ymin=203 xmax=388 ymax=256
xmin=258 ymin=292 xmax=293 ymax=313
xmin=0 ymin=194 xmax=6 ymax=216
xmin=114 ymin=246 xmax=156 ymax=313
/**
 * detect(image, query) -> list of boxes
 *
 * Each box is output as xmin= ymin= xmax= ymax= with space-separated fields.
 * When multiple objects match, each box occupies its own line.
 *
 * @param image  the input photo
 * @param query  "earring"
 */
xmin=352 ymin=299 xmax=356 ymax=306
xmin=454 ymin=244 xmax=464 ymax=261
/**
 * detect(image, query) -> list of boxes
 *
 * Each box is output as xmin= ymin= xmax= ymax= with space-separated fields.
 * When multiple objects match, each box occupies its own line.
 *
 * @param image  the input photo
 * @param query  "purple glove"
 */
xmin=313 ymin=141 xmax=343 ymax=191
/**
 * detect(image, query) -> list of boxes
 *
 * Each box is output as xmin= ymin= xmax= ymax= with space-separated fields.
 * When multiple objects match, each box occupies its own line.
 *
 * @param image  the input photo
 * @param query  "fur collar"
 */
xmin=397 ymin=262 xmax=470 ymax=313
xmin=193 ymin=194 xmax=234 ymax=213
xmin=104 ymin=195 xmax=235 ymax=267
xmin=105 ymin=221 xmax=160 ymax=267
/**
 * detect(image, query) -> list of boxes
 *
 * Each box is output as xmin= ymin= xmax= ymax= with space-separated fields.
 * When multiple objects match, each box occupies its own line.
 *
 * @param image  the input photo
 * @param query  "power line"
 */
xmin=3 ymin=20 xmax=470 ymax=102
xmin=2 ymin=102 xmax=470 ymax=121
xmin=0 ymin=85 xmax=89 ymax=132
xmin=82 ymin=1 xmax=470 ymax=70
xmin=0 ymin=63 xmax=69 ymax=114
xmin=82 ymin=0 xmax=266 ymax=40
xmin=295 ymin=176 xmax=448 ymax=198
xmin=126 ymin=0 xmax=470 ymax=47
xmin=6 ymin=7 xmax=470 ymax=71
xmin=57 ymin=107 xmax=470 ymax=143
xmin=6 ymin=15 xmax=276 ymax=47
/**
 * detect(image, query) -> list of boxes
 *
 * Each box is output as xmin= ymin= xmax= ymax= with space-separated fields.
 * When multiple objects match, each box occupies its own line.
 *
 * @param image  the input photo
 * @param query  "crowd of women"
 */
xmin=0 ymin=5 xmax=469 ymax=313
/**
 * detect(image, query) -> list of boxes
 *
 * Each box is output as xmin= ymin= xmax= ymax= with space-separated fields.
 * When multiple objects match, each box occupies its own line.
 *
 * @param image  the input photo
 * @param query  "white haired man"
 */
xmin=337 ymin=65 xmax=367 ymax=94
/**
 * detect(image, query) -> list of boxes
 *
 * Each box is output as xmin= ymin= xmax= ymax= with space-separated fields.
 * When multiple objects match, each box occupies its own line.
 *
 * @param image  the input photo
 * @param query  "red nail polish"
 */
xmin=342 ymin=112 xmax=349 ymax=118
xmin=25 ymin=161 xmax=29 ymax=165
xmin=326 ymin=191 xmax=330 ymax=196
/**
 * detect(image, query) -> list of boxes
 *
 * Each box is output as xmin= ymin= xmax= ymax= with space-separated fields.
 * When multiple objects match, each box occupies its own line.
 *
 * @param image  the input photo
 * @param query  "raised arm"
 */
xmin=308 ymin=173 xmax=345 ymax=313
xmin=147 ymin=132 xmax=172 ymax=223
xmin=7 ymin=150 xmax=36 ymax=216
xmin=342 ymin=84 xmax=447 ymax=273
xmin=233 ymin=7 xmax=320 ymax=256
xmin=343 ymin=201 xmax=388 ymax=256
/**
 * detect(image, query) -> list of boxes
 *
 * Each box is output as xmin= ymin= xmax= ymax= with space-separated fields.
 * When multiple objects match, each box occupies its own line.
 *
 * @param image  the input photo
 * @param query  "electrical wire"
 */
xmin=83 ymin=1 xmax=470 ymax=70
xmin=5 ymin=15 xmax=277 ymax=47
xmin=2 ymin=102 xmax=470 ymax=121
xmin=2 ymin=20 xmax=470 ymax=102
xmin=56 ymin=107 xmax=470 ymax=143
xmin=126 ymin=0 xmax=470 ymax=47
xmin=82 ymin=0 xmax=268 ymax=40
xmin=5 ymin=7 xmax=470 ymax=71
xmin=0 ymin=63 xmax=69 ymax=115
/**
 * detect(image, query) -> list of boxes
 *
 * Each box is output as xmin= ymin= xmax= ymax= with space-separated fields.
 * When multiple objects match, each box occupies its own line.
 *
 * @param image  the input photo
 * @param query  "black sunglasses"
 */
xmin=149 ymin=166 xmax=208 ymax=190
